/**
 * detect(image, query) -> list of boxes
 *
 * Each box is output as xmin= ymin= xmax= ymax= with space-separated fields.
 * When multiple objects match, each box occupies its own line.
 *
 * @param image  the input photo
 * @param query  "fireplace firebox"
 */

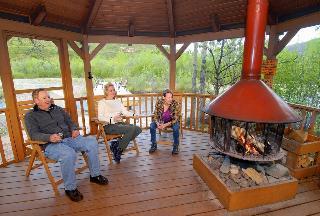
xmin=210 ymin=117 xmax=286 ymax=162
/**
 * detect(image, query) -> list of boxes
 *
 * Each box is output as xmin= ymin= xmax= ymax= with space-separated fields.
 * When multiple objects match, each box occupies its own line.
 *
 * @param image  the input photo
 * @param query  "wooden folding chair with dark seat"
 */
xmin=92 ymin=98 xmax=139 ymax=164
xmin=20 ymin=102 xmax=88 ymax=195
xmin=158 ymin=93 xmax=184 ymax=145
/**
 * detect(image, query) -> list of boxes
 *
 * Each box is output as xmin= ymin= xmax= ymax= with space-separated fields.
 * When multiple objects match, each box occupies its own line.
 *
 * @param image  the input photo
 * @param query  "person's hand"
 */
xmin=49 ymin=134 xmax=62 ymax=143
xmin=72 ymin=130 xmax=80 ymax=138
xmin=114 ymin=113 xmax=123 ymax=122
xmin=160 ymin=122 xmax=171 ymax=130
xmin=157 ymin=122 xmax=165 ymax=130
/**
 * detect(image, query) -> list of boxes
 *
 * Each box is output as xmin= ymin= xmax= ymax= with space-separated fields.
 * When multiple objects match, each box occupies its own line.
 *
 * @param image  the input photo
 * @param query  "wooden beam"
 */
xmin=57 ymin=39 xmax=78 ymax=124
xmin=275 ymin=28 xmax=299 ymax=55
xmin=68 ymin=41 xmax=84 ymax=59
xmin=175 ymin=42 xmax=190 ymax=60
xmin=275 ymin=12 xmax=320 ymax=33
xmin=0 ymin=31 xmax=24 ymax=161
xmin=29 ymin=4 xmax=47 ymax=26
xmin=166 ymin=0 xmax=175 ymax=37
xmin=88 ymin=35 xmax=170 ymax=45
xmin=90 ymin=42 xmax=106 ymax=60
xmin=156 ymin=44 xmax=170 ymax=60
xmin=211 ymin=14 xmax=220 ymax=32
xmin=265 ymin=26 xmax=279 ymax=59
xmin=0 ymin=18 xmax=82 ymax=41
xmin=128 ymin=21 xmax=135 ymax=37
xmin=82 ymin=36 xmax=97 ymax=134
xmin=169 ymin=39 xmax=176 ymax=91
xmin=176 ymin=28 xmax=244 ymax=43
xmin=84 ymin=0 xmax=104 ymax=33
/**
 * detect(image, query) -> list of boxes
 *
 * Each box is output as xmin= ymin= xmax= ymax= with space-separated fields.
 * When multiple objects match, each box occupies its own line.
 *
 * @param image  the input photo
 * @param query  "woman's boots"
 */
xmin=110 ymin=140 xmax=123 ymax=163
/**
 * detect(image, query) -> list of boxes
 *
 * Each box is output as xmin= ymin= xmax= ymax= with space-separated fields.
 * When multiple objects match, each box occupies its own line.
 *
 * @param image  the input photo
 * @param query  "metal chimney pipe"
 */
xmin=241 ymin=0 xmax=269 ymax=80
xmin=205 ymin=0 xmax=300 ymax=123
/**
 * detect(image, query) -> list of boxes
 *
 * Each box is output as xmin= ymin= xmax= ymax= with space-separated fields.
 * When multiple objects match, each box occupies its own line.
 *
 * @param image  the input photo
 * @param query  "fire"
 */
xmin=232 ymin=126 xmax=262 ymax=155
xmin=239 ymin=134 xmax=259 ymax=155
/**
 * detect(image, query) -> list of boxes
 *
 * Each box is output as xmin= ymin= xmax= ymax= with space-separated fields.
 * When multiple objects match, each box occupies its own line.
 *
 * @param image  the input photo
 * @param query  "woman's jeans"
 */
xmin=150 ymin=121 xmax=180 ymax=146
xmin=103 ymin=123 xmax=142 ymax=151
xmin=44 ymin=135 xmax=101 ymax=190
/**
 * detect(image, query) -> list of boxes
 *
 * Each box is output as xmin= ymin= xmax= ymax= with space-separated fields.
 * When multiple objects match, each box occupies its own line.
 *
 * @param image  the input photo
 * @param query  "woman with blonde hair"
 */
xmin=98 ymin=82 xmax=142 ymax=163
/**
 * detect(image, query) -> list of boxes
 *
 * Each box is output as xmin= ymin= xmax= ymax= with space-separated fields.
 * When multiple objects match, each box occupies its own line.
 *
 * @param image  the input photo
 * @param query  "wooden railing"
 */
xmin=1 ymin=93 xmax=318 ymax=167
xmin=288 ymin=103 xmax=320 ymax=135
xmin=74 ymin=94 xmax=320 ymax=136
xmin=0 ymin=108 xmax=14 ymax=166
xmin=75 ymin=93 xmax=215 ymax=135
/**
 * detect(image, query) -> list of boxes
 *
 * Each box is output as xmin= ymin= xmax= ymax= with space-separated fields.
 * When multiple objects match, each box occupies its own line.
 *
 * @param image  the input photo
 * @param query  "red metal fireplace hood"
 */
xmin=205 ymin=0 xmax=300 ymax=123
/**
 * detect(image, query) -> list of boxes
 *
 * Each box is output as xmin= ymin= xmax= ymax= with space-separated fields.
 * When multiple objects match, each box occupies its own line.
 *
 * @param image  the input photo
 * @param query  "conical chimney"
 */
xmin=205 ymin=0 xmax=300 ymax=123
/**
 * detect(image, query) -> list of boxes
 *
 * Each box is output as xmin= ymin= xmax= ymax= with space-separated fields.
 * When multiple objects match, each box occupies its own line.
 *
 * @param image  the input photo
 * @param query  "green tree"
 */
xmin=274 ymin=38 xmax=320 ymax=109
xmin=205 ymin=39 xmax=243 ymax=95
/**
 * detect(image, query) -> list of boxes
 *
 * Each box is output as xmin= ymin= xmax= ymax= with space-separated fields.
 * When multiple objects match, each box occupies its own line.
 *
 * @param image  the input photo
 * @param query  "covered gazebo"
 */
xmin=0 ymin=0 xmax=319 ymax=215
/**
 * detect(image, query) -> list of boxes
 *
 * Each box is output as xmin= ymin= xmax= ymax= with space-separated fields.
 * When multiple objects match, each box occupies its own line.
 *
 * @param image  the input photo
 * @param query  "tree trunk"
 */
xmin=190 ymin=43 xmax=198 ymax=129
xmin=198 ymin=42 xmax=207 ymax=130
xmin=214 ymin=39 xmax=225 ymax=95
xmin=199 ymin=42 xmax=207 ymax=94
xmin=192 ymin=42 xmax=198 ymax=93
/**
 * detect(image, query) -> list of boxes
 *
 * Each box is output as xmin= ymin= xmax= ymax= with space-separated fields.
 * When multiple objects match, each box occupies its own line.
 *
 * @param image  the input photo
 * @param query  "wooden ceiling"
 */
xmin=0 ymin=0 xmax=319 ymax=37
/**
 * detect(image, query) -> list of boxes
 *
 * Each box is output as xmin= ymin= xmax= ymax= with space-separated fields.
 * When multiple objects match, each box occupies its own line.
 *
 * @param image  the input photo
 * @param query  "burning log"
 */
xmin=231 ymin=126 xmax=265 ymax=154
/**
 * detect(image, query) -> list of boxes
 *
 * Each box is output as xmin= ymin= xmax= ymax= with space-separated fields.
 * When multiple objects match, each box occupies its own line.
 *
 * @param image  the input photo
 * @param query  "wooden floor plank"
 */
xmin=257 ymin=200 xmax=320 ymax=216
xmin=0 ymin=130 xmax=319 ymax=216
xmin=130 ymin=199 xmax=224 ymax=216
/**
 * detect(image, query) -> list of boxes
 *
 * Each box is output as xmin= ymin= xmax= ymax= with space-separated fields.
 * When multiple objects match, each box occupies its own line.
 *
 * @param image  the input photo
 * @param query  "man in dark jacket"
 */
xmin=25 ymin=88 xmax=108 ymax=202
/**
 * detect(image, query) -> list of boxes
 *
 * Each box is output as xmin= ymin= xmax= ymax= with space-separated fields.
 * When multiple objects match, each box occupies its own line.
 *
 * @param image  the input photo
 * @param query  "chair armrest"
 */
xmin=25 ymin=139 xmax=47 ymax=145
xmin=91 ymin=117 xmax=108 ymax=125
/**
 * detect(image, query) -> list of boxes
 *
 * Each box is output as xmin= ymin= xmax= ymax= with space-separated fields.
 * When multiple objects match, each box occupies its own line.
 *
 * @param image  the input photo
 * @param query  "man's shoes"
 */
xmin=90 ymin=175 xmax=109 ymax=185
xmin=149 ymin=143 xmax=157 ymax=153
xmin=172 ymin=145 xmax=179 ymax=155
xmin=65 ymin=188 xmax=83 ymax=202
xmin=114 ymin=148 xmax=123 ymax=164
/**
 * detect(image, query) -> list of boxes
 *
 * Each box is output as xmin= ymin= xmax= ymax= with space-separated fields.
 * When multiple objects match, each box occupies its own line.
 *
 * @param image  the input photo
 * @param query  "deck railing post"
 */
xmin=0 ymin=31 xmax=25 ymax=161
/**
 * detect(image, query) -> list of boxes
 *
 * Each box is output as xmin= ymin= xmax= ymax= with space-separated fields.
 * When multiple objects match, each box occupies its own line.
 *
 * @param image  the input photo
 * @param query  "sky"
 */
xmin=183 ymin=25 xmax=320 ymax=51
xmin=287 ymin=25 xmax=320 ymax=45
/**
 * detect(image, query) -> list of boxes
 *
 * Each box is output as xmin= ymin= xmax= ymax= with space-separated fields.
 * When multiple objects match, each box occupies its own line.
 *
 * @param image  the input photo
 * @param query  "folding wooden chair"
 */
xmin=92 ymin=99 xmax=139 ymax=163
xmin=21 ymin=109 xmax=88 ymax=195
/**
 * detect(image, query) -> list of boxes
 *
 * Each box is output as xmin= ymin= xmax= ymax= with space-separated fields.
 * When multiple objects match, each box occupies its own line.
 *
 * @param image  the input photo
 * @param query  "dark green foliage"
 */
xmin=273 ymin=38 xmax=320 ymax=109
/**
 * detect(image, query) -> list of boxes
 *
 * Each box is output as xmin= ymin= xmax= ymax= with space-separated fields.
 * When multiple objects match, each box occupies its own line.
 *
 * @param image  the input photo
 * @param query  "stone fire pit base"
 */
xmin=193 ymin=154 xmax=298 ymax=211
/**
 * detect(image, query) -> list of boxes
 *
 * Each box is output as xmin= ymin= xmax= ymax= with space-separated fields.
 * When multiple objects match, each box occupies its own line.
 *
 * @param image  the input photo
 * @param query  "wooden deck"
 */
xmin=0 ymin=130 xmax=320 ymax=216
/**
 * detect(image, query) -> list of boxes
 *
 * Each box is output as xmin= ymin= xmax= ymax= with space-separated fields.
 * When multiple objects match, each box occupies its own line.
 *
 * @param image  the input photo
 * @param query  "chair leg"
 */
xmin=37 ymin=148 xmax=59 ymax=195
xmin=81 ymin=152 xmax=89 ymax=168
xmin=133 ymin=139 xmax=139 ymax=153
xmin=96 ymin=126 xmax=102 ymax=141
xmin=26 ymin=149 xmax=37 ymax=177
xmin=102 ymin=133 xmax=113 ymax=164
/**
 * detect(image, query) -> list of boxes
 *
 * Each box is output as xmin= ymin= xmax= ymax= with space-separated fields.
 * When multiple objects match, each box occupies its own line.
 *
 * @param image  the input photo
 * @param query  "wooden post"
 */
xmin=266 ymin=27 xmax=278 ymax=60
xmin=56 ymin=39 xmax=78 ymax=124
xmin=263 ymin=26 xmax=299 ymax=88
xmin=169 ymin=39 xmax=176 ymax=90
xmin=82 ymin=36 xmax=97 ymax=134
xmin=0 ymin=31 xmax=24 ymax=161
xmin=156 ymin=41 xmax=189 ymax=91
